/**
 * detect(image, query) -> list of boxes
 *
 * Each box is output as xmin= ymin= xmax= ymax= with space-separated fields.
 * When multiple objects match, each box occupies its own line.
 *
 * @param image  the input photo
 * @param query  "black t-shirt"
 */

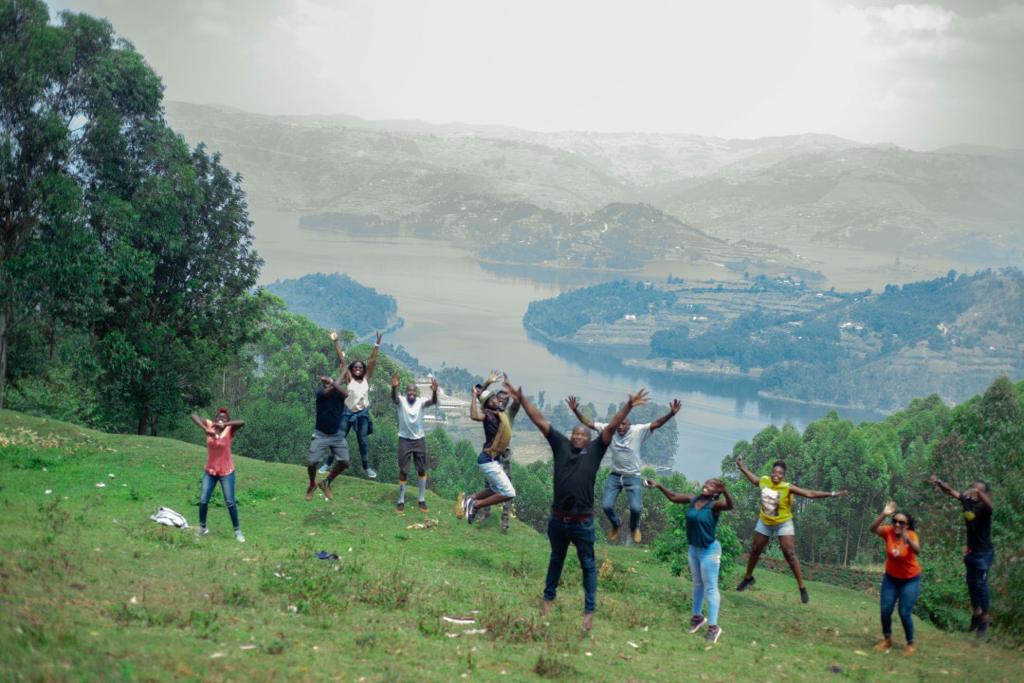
xmin=960 ymin=495 xmax=994 ymax=553
xmin=314 ymin=387 xmax=347 ymax=435
xmin=546 ymin=428 xmax=610 ymax=515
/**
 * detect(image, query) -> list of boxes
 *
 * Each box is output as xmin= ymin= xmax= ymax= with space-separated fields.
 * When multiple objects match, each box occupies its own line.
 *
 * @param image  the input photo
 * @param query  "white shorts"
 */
xmin=755 ymin=518 xmax=795 ymax=537
xmin=479 ymin=460 xmax=516 ymax=498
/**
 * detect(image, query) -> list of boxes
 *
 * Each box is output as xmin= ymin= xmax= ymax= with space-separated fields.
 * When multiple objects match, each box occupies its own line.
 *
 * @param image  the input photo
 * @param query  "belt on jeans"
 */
xmin=550 ymin=510 xmax=593 ymax=523
xmin=611 ymin=471 xmax=638 ymax=477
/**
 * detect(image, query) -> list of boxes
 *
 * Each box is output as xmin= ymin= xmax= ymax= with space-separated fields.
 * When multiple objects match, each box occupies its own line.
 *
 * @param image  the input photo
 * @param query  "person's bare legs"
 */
xmin=778 ymin=535 xmax=805 ymax=587
xmin=742 ymin=533 xmax=770 ymax=580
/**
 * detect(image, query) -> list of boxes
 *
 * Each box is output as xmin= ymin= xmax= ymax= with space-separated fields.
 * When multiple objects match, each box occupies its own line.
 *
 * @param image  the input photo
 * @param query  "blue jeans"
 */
xmin=964 ymin=550 xmax=994 ymax=611
xmin=602 ymin=473 xmax=643 ymax=532
xmin=688 ymin=541 xmax=722 ymax=625
xmin=340 ymin=408 xmax=372 ymax=469
xmin=880 ymin=574 xmax=921 ymax=644
xmin=544 ymin=516 xmax=598 ymax=613
xmin=199 ymin=471 xmax=239 ymax=529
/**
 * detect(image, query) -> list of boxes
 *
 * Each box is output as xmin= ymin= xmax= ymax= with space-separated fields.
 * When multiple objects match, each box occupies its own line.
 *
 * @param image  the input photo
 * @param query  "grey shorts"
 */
xmin=308 ymin=430 xmax=350 ymax=466
xmin=398 ymin=437 xmax=427 ymax=479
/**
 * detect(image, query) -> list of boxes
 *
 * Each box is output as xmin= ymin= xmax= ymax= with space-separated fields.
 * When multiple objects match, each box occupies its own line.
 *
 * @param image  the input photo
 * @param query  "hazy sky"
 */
xmin=51 ymin=0 xmax=1024 ymax=149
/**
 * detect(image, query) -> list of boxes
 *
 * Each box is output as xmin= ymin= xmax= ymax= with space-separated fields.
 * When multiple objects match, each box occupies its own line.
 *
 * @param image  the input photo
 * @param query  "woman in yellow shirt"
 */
xmin=734 ymin=457 xmax=848 ymax=603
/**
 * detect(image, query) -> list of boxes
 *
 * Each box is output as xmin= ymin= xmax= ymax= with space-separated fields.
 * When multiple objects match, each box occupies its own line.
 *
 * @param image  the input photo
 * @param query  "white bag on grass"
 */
xmin=150 ymin=506 xmax=189 ymax=529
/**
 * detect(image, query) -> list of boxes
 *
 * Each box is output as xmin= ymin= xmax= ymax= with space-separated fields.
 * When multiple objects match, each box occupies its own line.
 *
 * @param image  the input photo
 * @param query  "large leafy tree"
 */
xmin=0 ymin=1 xmax=161 ymax=407
xmin=1 ymin=1 xmax=263 ymax=432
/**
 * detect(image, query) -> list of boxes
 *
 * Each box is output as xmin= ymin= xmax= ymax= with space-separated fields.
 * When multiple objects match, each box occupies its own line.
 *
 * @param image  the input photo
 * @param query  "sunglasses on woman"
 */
xmin=893 ymin=519 xmax=908 ymax=526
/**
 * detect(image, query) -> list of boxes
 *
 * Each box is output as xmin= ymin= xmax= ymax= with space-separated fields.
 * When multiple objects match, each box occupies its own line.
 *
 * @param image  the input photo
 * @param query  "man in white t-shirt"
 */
xmin=568 ymin=396 xmax=682 ymax=544
xmin=391 ymin=374 xmax=439 ymax=513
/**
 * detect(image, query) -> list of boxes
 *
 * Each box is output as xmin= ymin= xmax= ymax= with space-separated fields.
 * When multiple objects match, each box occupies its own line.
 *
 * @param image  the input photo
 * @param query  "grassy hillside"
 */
xmin=1 ymin=410 xmax=1018 ymax=682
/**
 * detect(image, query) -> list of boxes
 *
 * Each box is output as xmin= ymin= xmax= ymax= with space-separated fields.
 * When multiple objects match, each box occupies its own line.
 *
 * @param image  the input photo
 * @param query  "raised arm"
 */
xmin=790 ymin=484 xmax=848 ymax=500
xmin=504 ymin=381 xmax=550 ymax=437
xmin=191 ymin=414 xmax=216 ymax=436
xmin=566 ymin=395 xmax=596 ymax=430
xmin=713 ymin=481 xmax=734 ymax=512
xmin=870 ymin=501 xmax=897 ymax=537
xmin=224 ymin=419 xmax=245 ymax=435
xmin=330 ymin=330 xmax=346 ymax=366
xmin=321 ymin=374 xmax=348 ymax=399
xmin=734 ymin=456 xmax=760 ymax=486
xmin=644 ymin=478 xmax=693 ymax=505
xmin=390 ymin=374 xmax=400 ymax=405
xmin=469 ymin=386 xmax=486 ymax=422
xmin=649 ymin=399 xmax=682 ymax=432
xmin=601 ymin=389 xmax=649 ymax=444
xmin=425 ymin=377 xmax=439 ymax=408
xmin=926 ymin=475 xmax=962 ymax=502
xmin=365 ymin=331 xmax=382 ymax=380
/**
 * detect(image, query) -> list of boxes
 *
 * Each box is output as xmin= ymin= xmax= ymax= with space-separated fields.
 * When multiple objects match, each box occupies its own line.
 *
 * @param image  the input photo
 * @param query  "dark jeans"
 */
xmin=880 ymin=573 xmax=921 ymax=644
xmin=601 ymin=472 xmax=644 ymax=532
xmin=544 ymin=516 xmax=597 ymax=613
xmin=964 ymin=550 xmax=994 ymax=611
xmin=342 ymin=409 xmax=372 ymax=468
xmin=199 ymin=471 xmax=239 ymax=529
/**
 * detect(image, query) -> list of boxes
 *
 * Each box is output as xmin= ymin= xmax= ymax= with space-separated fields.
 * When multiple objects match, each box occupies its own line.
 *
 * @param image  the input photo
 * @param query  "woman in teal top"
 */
xmin=646 ymin=477 xmax=734 ymax=643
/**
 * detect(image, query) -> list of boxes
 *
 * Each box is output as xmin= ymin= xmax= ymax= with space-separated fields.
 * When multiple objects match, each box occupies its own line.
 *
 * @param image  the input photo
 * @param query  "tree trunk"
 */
xmin=137 ymin=414 xmax=147 ymax=435
xmin=0 ymin=310 xmax=7 ymax=411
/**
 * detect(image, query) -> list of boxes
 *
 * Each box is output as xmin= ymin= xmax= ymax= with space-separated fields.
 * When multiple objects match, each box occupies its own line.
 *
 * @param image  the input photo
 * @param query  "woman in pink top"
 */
xmin=191 ymin=408 xmax=246 ymax=542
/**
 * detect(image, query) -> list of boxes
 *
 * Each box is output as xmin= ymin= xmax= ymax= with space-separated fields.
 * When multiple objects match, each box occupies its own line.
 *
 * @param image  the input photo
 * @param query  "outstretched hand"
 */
xmin=668 ymin=398 xmax=682 ymax=415
xmin=628 ymin=388 xmax=650 ymax=408
xmin=566 ymin=395 xmax=580 ymax=412
xmin=375 ymin=330 xmax=383 ymax=345
xmin=835 ymin=489 xmax=850 ymax=497
xmin=926 ymin=474 xmax=939 ymax=486
xmin=391 ymin=374 xmax=400 ymax=388
xmin=502 ymin=381 xmax=523 ymax=402
xmin=643 ymin=478 xmax=657 ymax=488
xmin=430 ymin=377 xmax=438 ymax=393
xmin=472 ymin=385 xmax=481 ymax=399
xmin=883 ymin=500 xmax=897 ymax=516
xmin=330 ymin=330 xmax=338 ymax=342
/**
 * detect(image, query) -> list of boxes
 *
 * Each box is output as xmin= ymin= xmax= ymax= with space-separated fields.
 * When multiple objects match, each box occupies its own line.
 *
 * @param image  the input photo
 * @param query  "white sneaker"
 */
xmin=195 ymin=526 xmax=209 ymax=538
xmin=366 ymin=467 xmax=377 ymax=479
xmin=318 ymin=464 xmax=329 ymax=474
xmin=234 ymin=529 xmax=245 ymax=543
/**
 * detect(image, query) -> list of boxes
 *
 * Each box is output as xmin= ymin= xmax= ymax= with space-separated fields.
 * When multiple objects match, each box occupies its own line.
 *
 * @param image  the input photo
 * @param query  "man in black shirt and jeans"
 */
xmin=503 ymin=379 xmax=649 ymax=631
xmin=927 ymin=475 xmax=995 ymax=637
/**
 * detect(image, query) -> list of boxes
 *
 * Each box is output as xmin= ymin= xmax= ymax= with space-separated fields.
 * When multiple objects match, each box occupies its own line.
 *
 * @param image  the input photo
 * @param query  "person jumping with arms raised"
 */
xmin=505 ymin=380 xmax=648 ymax=632
xmin=330 ymin=330 xmax=382 ymax=479
xmin=391 ymin=373 xmax=438 ymax=513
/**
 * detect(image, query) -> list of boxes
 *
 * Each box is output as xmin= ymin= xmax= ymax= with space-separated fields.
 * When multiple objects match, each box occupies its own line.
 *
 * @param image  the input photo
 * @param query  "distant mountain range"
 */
xmin=166 ymin=102 xmax=1024 ymax=274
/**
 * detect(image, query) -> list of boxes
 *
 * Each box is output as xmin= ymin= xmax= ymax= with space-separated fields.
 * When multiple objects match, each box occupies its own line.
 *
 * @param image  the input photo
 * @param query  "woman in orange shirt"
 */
xmin=869 ymin=501 xmax=922 ymax=656
xmin=191 ymin=408 xmax=246 ymax=542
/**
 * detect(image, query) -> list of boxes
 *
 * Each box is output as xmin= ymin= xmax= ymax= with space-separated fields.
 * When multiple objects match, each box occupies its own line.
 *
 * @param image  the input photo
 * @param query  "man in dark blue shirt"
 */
xmin=307 ymin=372 xmax=349 ymax=501
xmin=503 ymin=379 xmax=648 ymax=631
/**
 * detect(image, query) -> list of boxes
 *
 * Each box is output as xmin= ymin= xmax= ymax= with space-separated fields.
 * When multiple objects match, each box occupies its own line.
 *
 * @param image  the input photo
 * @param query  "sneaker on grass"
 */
xmin=705 ymin=625 xmax=722 ymax=643
xmin=800 ymin=587 xmax=810 ymax=604
xmin=396 ymin=502 xmax=405 ymax=513
xmin=736 ymin=576 xmax=755 ymax=591
xmin=318 ymin=463 xmax=329 ymax=474
xmin=418 ymin=501 xmax=428 ymax=513
xmin=687 ymin=615 xmax=707 ymax=633
xmin=466 ymin=498 xmax=477 ymax=525
xmin=195 ymin=526 xmax=209 ymax=539
xmin=234 ymin=529 xmax=245 ymax=543
xmin=305 ymin=484 xmax=317 ymax=501
xmin=455 ymin=492 xmax=466 ymax=519
xmin=318 ymin=480 xmax=333 ymax=501
xmin=365 ymin=467 xmax=377 ymax=480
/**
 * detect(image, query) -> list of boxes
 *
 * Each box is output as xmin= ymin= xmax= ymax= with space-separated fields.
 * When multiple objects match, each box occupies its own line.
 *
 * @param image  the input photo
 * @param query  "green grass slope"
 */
xmin=0 ymin=410 xmax=1018 ymax=682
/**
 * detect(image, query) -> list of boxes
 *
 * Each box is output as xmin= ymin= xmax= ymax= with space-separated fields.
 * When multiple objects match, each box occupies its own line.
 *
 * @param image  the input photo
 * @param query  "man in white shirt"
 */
xmin=567 ymin=396 xmax=682 ymax=544
xmin=391 ymin=374 xmax=439 ymax=513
